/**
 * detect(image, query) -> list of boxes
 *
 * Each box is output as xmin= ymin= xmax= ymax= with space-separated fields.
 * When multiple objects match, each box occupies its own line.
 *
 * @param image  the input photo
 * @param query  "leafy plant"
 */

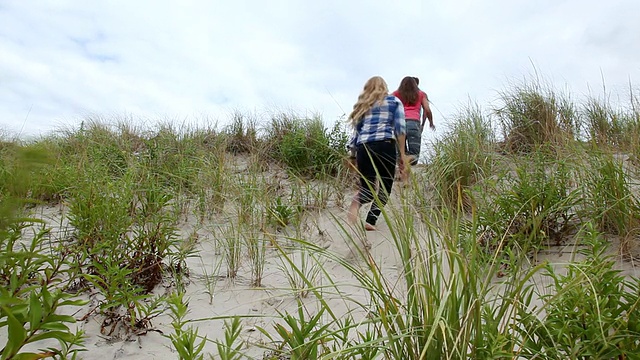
xmin=264 ymin=115 xmax=348 ymax=178
xmin=66 ymin=163 xmax=183 ymax=334
xmin=0 ymin=287 xmax=86 ymax=360
xmin=215 ymin=317 xmax=245 ymax=360
xmin=0 ymin=151 xmax=87 ymax=359
xmin=167 ymin=292 xmax=207 ymax=360
xmin=267 ymin=196 xmax=294 ymax=230
xmin=258 ymin=300 xmax=330 ymax=360
xmin=515 ymin=223 xmax=640 ymax=358
xmin=474 ymin=152 xmax=580 ymax=257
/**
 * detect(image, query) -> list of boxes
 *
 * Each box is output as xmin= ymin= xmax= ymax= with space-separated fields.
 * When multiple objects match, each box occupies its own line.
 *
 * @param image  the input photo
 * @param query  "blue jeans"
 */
xmin=406 ymin=120 xmax=422 ymax=165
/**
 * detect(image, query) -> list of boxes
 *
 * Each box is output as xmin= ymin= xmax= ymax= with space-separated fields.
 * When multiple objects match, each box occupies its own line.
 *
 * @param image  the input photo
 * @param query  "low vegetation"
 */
xmin=1 ymin=77 xmax=639 ymax=359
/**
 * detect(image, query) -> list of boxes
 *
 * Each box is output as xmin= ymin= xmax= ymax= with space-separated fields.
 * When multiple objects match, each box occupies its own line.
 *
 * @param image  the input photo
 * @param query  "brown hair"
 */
xmin=395 ymin=76 xmax=419 ymax=105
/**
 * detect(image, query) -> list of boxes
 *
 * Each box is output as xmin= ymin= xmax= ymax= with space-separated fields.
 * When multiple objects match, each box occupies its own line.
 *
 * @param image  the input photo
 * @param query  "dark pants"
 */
xmin=355 ymin=140 xmax=397 ymax=225
xmin=406 ymin=120 xmax=422 ymax=165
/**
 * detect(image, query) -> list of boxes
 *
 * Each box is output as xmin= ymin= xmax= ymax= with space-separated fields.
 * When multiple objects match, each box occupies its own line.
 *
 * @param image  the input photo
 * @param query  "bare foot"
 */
xmin=364 ymin=223 xmax=377 ymax=231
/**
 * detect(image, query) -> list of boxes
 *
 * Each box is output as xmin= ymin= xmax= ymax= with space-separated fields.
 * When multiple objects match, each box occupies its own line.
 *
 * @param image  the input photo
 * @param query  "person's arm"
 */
xmin=421 ymin=93 xmax=435 ymax=130
xmin=393 ymin=99 xmax=407 ymax=170
xmin=345 ymin=129 xmax=358 ymax=171
xmin=397 ymin=133 xmax=407 ymax=159
xmin=347 ymin=128 xmax=357 ymax=154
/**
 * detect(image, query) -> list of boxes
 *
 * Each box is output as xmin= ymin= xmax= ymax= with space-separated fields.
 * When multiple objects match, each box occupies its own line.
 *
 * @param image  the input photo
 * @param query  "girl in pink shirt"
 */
xmin=392 ymin=76 xmax=434 ymax=165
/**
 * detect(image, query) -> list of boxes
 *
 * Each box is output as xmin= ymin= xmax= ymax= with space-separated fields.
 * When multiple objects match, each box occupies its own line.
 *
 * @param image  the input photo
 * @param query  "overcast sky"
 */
xmin=1 ymin=0 xmax=639 ymax=140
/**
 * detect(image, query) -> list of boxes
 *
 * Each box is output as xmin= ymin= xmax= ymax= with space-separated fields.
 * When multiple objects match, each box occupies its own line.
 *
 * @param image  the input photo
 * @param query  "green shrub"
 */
xmin=264 ymin=115 xmax=348 ymax=178
xmin=515 ymin=223 xmax=640 ymax=358
xmin=473 ymin=152 xmax=579 ymax=256
xmin=66 ymin=165 xmax=183 ymax=333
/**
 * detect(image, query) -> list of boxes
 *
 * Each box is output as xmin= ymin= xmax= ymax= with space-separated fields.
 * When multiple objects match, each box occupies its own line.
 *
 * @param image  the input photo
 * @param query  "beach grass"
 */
xmin=1 ymin=77 xmax=640 ymax=359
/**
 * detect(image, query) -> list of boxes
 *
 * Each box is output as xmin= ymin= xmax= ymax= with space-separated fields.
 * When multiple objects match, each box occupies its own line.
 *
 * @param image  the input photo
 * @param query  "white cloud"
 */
xmin=1 ymin=0 xmax=639 ymax=139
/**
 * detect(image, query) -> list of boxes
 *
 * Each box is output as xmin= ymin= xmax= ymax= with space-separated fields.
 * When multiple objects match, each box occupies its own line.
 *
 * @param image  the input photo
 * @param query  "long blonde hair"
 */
xmin=348 ymin=76 xmax=389 ymax=126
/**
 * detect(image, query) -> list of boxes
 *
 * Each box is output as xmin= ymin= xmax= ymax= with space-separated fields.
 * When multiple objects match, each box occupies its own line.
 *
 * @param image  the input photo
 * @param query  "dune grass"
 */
xmin=1 ymin=78 xmax=640 ymax=359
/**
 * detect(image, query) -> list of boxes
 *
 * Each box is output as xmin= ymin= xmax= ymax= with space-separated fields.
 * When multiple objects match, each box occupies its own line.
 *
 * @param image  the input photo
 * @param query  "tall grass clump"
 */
xmin=193 ymin=135 xmax=229 ymax=220
xmin=495 ymin=78 xmax=577 ymax=154
xmin=0 ymin=140 xmax=53 ymax=202
xmin=0 ymin=137 xmax=76 ymax=204
xmin=581 ymin=150 xmax=640 ymax=257
xmin=141 ymin=123 xmax=206 ymax=192
xmin=263 ymin=114 xmax=349 ymax=178
xmin=428 ymin=103 xmax=494 ymax=211
xmin=582 ymin=89 xmax=640 ymax=168
xmin=582 ymin=95 xmax=626 ymax=147
xmin=224 ymin=111 xmax=259 ymax=155
xmin=630 ymin=86 xmax=640 ymax=156
xmin=66 ymin=120 xmax=133 ymax=178
xmin=344 ymin=200 xmax=541 ymax=359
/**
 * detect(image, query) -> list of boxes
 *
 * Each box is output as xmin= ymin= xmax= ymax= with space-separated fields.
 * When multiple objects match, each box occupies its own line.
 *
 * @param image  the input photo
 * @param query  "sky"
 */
xmin=1 ymin=0 xmax=639 ymax=140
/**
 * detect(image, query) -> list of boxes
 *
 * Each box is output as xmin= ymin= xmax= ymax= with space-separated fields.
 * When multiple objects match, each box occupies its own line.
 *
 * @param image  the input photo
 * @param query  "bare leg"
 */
xmin=347 ymin=194 xmax=361 ymax=224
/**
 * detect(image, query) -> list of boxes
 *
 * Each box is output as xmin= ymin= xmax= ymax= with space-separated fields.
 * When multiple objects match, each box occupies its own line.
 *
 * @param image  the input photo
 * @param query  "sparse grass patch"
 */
xmin=277 ymin=246 xmax=323 ymax=299
xmin=217 ymin=224 xmax=243 ymax=280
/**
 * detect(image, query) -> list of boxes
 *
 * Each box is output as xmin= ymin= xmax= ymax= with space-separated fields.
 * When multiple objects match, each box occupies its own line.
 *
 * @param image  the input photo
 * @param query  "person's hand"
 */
xmin=398 ymin=155 xmax=409 ymax=181
xmin=429 ymin=122 xmax=436 ymax=131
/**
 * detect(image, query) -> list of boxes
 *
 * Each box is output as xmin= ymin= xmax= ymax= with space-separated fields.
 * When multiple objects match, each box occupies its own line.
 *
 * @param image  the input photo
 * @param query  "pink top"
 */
xmin=392 ymin=90 xmax=426 ymax=121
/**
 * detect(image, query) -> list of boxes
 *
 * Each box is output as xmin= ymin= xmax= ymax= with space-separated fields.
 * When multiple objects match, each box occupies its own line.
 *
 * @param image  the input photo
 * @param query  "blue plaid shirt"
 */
xmin=348 ymin=95 xmax=406 ymax=151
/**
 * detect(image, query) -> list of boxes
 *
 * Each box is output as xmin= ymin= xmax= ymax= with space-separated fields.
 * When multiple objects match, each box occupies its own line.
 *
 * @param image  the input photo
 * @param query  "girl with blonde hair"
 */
xmin=346 ymin=76 xmax=407 ymax=231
